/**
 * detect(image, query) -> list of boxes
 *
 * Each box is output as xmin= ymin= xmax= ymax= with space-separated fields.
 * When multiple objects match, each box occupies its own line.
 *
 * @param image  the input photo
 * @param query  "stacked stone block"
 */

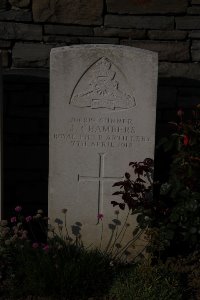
xmin=0 ymin=0 xmax=199 ymax=79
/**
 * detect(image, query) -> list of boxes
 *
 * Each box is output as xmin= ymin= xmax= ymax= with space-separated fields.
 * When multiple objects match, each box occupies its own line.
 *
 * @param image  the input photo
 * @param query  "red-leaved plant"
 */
xmin=112 ymin=104 xmax=200 ymax=257
xmin=111 ymin=158 xmax=153 ymax=213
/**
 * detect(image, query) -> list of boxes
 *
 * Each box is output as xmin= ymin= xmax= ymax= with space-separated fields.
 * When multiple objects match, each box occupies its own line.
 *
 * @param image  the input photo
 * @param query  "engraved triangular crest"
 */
xmin=70 ymin=57 xmax=136 ymax=110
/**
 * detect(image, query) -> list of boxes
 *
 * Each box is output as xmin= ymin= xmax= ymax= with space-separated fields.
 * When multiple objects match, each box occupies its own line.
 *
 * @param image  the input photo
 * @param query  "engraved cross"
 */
xmin=78 ymin=153 xmax=123 ymax=224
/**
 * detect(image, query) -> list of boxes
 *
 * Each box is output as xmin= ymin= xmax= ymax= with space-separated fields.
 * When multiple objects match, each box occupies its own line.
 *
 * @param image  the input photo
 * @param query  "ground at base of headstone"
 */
xmin=0 ymin=198 xmax=198 ymax=300
xmin=1 ymin=258 xmax=191 ymax=300
xmin=0 ymin=219 xmax=194 ymax=300
xmin=3 ymin=296 xmax=114 ymax=299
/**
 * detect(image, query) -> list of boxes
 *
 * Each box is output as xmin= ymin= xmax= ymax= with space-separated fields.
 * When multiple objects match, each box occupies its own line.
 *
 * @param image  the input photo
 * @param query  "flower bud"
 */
xmin=15 ymin=206 xmax=22 ymax=212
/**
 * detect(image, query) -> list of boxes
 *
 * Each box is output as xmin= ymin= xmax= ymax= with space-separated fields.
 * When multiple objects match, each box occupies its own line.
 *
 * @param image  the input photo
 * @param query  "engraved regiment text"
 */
xmin=53 ymin=117 xmax=151 ymax=149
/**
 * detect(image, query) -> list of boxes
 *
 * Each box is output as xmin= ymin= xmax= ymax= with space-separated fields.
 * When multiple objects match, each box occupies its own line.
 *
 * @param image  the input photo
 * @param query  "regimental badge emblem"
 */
xmin=70 ymin=57 xmax=136 ymax=110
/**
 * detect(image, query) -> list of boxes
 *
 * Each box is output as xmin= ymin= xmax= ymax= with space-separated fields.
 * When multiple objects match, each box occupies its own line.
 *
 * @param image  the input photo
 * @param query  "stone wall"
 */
xmin=0 ymin=0 xmax=200 ymax=80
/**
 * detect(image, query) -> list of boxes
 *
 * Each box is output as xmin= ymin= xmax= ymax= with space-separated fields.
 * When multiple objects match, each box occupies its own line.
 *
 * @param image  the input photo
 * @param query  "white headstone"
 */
xmin=49 ymin=45 xmax=158 ymax=258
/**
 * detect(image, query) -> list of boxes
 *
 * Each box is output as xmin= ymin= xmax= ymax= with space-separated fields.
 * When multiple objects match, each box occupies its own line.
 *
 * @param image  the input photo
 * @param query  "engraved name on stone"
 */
xmin=53 ymin=116 xmax=151 ymax=148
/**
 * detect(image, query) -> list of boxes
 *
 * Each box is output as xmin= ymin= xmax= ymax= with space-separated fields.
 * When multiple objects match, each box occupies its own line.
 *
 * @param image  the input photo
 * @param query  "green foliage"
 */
xmin=166 ymin=251 xmax=200 ymax=300
xmin=109 ymin=261 xmax=184 ymax=300
xmin=112 ymin=158 xmax=154 ymax=231
xmin=7 ymin=241 xmax=115 ymax=300
xmin=112 ymin=105 xmax=200 ymax=257
xmin=0 ymin=209 xmax=116 ymax=300
xmin=155 ymin=106 xmax=200 ymax=255
xmin=0 ymin=207 xmax=192 ymax=300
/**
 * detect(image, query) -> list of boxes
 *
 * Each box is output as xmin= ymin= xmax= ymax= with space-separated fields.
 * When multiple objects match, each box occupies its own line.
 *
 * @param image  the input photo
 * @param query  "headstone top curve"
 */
xmin=50 ymin=44 xmax=158 ymax=59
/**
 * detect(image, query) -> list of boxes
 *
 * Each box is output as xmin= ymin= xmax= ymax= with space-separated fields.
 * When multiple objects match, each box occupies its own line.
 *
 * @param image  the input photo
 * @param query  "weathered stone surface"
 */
xmin=107 ymin=0 xmax=187 ymax=14
xmin=12 ymin=43 xmax=52 ymax=68
xmin=0 ymin=9 xmax=32 ymax=21
xmin=105 ymin=15 xmax=174 ymax=30
xmin=44 ymin=25 xmax=93 ymax=36
xmin=189 ymin=30 xmax=200 ymax=38
xmin=159 ymin=62 xmax=200 ymax=80
xmin=32 ymin=0 xmax=103 ymax=25
xmin=1 ymin=49 xmax=9 ymax=67
xmin=43 ymin=36 xmax=79 ymax=44
xmin=148 ymin=30 xmax=187 ymax=40
xmin=49 ymin=45 xmax=158 ymax=257
xmin=9 ymin=0 xmax=30 ymax=8
xmin=0 ymin=0 xmax=7 ymax=10
xmin=187 ymin=7 xmax=200 ymax=15
xmin=0 ymin=22 xmax=42 ymax=40
xmin=191 ymin=0 xmax=200 ymax=4
xmin=176 ymin=17 xmax=200 ymax=29
xmin=120 ymin=41 xmax=189 ymax=62
xmin=191 ymin=41 xmax=200 ymax=61
xmin=94 ymin=27 xmax=146 ymax=39
xmin=0 ymin=40 xmax=11 ymax=48
xmin=78 ymin=37 xmax=119 ymax=44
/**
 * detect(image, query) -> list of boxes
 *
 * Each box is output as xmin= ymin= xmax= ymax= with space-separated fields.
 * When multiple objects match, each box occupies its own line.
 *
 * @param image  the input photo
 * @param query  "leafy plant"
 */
xmin=166 ymin=251 xmax=200 ymax=300
xmin=111 ymin=158 xmax=154 ymax=229
xmin=112 ymin=105 xmax=200 ymax=257
xmin=8 ymin=242 xmax=115 ymax=300
xmin=156 ymin=105 xmax=200 ymax=255
xmin=109 ymin=260 xmax=184 ymax=300
xmin=0 ymin=207 xmax=117 ymax=300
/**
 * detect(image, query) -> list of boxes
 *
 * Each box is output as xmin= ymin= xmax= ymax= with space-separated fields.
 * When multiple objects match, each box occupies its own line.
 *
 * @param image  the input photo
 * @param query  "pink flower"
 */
xmin=97 ymin=213 xmax=104 ymax=220
xmin=32 ymin=242 xmax=39 ymax=249
xmin=11 ymin=217 xmax=17 ymax=223
xmin=25 ymin=216 xmax=32 ymax=222
xmin=42 ymin=244 xmax=50 ymax=252
xmin=15 ymin=206 xmax=22 ymax=212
